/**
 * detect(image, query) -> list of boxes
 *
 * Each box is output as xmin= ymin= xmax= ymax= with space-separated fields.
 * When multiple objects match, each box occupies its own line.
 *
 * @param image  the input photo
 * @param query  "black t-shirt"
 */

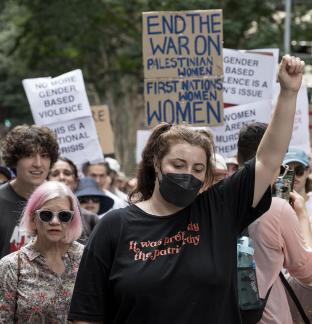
xmin=0 ymin=182 xmax=27 ymax=259
xmin=68 ymin=158 xmax=271 ymax=324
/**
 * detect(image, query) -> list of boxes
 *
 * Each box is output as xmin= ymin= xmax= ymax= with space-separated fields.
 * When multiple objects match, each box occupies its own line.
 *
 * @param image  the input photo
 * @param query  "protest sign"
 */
xmin=248 ymin=48 xmax=279 ymax=96
xmin=136 ymin=100 xmax=272 ymax=162
xmin=209 ymin=100 xmax=272 ymax=157
xmin=23 ymin=69 xmax=104 ymax=166
xmin=22 ymin=70 xmax=91 ymax=125
xmin=48 ymin=117 xmax=104 ymax=167
xmin=91 ymin=105 xmax=115 ymax=155
xmin=223 ymin=49 xmax=275 ymax=105
xmin=145 ymin=78 xmax=223 ymax=126
xmin=143 ymin=10 xmax=224 ymax=127
xmin=273 ymin=84 xmax=310 ymax=154
xmin=136 ymin=130 xmax=152 ymax=164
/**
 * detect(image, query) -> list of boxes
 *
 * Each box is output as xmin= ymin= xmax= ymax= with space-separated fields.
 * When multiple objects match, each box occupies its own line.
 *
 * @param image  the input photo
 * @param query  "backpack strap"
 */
xmin=279 ymin=272 xmax=310 ymax=324
xmin=262 ymin=284 xmax=273 ymax=303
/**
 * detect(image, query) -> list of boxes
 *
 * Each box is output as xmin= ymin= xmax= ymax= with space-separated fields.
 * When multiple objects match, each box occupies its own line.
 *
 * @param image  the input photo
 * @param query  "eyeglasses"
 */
xmin=35 ymin=209 xmax=74 ymax=223
xmin=288 ymin=164 xmax=308 ymax=177
xmin=78 ymin=196 xmax=100 ymax=204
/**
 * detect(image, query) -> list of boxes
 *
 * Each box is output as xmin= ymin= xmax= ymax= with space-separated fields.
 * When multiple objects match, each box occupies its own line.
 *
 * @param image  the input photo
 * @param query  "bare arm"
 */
xmin=290 ymin=191 xmax=312 ymax=248
xmin=253 ymin=55 xmax=305 ymax=207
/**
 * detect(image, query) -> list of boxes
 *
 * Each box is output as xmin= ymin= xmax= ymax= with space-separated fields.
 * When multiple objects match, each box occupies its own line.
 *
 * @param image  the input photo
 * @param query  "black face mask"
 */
xmin=158 ymin=172 xmax=203 ymax=207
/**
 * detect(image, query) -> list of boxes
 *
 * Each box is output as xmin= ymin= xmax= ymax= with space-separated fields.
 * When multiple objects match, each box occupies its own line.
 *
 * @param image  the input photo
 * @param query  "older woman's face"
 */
xmin=33 ymin=197 xmax=72 ymax=243
xmin=159 ymin=142 xmax=207 ymax=183
xmin=48 ymin=160 xmax=77 ymax=191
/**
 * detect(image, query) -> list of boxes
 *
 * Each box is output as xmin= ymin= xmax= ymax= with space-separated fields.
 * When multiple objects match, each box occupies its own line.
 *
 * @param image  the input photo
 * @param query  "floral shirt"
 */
xmin=0 ymin=240 xmax=84 ymax=323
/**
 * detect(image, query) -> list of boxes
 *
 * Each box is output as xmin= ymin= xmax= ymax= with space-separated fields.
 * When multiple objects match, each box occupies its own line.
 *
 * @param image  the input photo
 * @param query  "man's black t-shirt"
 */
xmin=68 ymin=158 xmax=271 ymax=324
xmin=0 ymin=182 xmax=27 ymax=259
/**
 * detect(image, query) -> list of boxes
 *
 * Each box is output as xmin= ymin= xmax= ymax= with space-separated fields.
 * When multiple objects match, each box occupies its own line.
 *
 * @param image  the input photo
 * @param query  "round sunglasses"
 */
xmin=35 ymin=209 xmax=74 ymax=223
xmin=78 ymin=196 xmax=100 ymax=204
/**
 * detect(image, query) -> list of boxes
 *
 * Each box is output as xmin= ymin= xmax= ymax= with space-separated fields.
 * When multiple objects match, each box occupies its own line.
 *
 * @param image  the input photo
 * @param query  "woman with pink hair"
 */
xmin=0 ymin=180 xmax=83 ymax=322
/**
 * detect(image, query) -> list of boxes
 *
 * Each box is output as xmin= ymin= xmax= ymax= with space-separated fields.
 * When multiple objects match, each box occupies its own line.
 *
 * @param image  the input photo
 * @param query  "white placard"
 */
xmin=273 ymin=84 xmax=310 ymax=154
xmin=136 ymin=100 xmax=273 ymax=163
xmin=209 ymin=100 xmax=272 ymax=157
xmin=136 ymin=130 xmax=152 ymax=164
xmin=23 ymin=69 xmax=104 ymax=166
xmin=248 ymin=48 xmax=279 ymax=95
xmin=48 ymin=116 xmax=104 ymax=168
xmin=22 ymin=69 xmax=91 ymax=125
xmin=223 ymin=49 xmax=275 ymax=105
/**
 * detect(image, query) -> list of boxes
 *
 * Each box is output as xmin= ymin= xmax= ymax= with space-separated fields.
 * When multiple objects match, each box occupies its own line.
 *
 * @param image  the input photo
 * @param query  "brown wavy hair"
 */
xmin=129 ymin=123 xmax=215 ymax=203
xmin=1 ymin=124 xmax=59 ymax=170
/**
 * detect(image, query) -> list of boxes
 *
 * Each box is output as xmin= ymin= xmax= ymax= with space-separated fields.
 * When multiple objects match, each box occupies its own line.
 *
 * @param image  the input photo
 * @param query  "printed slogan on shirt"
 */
xmin=129 ymin=222 xmax=200 ymax=261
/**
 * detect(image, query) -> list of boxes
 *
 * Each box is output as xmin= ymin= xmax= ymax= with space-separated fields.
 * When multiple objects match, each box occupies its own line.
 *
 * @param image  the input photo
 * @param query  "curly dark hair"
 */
xmin=129 ymin=123 xmax=215 ymax=203
xmin=1 ymin=124 xmax=59 ymax=169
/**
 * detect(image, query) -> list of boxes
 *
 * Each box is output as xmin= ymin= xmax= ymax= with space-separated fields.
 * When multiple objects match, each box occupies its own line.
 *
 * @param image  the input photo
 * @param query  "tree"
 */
xmin=0 ymin=0 xmax=310 ymax=174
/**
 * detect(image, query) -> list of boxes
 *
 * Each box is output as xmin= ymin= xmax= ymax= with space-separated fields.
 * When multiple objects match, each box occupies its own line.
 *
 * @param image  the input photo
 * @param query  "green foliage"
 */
xmin=0 ymin=0 xmax=310 ymax=172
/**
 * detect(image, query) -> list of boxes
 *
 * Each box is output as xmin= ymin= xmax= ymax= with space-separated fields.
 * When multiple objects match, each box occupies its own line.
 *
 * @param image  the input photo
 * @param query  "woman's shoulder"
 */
xmin=98 ymin=205 xmax=133 ymax=226
xmin=70 ymin=241 xmax=85 ymax=256
xmin=0 ymin=250 xmax=22 ymax=275
xmin=0 ymin=250 xmax=19 ymax=265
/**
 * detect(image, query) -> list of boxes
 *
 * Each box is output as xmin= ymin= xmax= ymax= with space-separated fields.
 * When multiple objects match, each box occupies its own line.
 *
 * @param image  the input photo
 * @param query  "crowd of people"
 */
xmin=0 ymin=55 xmax=311 ymax=323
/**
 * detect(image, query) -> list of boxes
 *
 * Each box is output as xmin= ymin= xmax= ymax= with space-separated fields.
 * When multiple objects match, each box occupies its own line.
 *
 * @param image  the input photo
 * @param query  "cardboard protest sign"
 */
xmin=145 ymin=78 xmax=223 ymax=126
xmin=22 ymin=70 xmax=91 ymax=125
xmin=23 ymin=69 xmax=104 ymax=166
xmin=223 ymin=49 xmax=275 ymax=105
xmin=48 ymin=117 xmax=104 ymax=167
xmin=91 ymin=105 xmax=115 ymax=155
xmin=273 ymin=84 xmax=310 ymax=154
xmin=143 ymin=10 xmax=224 ymax=127
xmin=209 ymin=100 xmax=272 ymax=157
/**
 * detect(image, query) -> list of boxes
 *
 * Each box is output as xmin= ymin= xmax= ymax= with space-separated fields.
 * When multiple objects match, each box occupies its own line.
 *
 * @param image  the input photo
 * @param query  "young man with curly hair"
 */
xmin=0 ymin=124 xmax=59 ymax=258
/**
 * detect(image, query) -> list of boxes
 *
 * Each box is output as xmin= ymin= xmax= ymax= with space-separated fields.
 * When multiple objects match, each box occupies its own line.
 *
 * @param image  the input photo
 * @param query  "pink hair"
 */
xmin=20 ymin=181 xmax=82 ymax=242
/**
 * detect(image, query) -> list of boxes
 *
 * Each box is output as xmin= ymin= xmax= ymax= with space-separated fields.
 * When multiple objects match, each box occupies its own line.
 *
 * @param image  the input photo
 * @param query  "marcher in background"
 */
xmin=75 ymin=177 xmax=114 ymax=217
xmin=115 ymin=171 xmax=129 ymax=194
xmin=105 ymin=157 xmax=129 ymax=202
xmin=125 ymin=177 xmax=138 ymax=195
xmin=212 ymin=153 xmax=229 ymax=184
xmin=225 ymin=156 xmax=239 ymax=176
xmin=82 ymin=161 xmax=128 ymax=208
xmin=282 ymin=147 xmax=312 ymax=220
xmin=68 ymin=55 xmax=305 ymax=324
xmin=0 ymin=125 xmax=59 ymax=258
xmin=48 ymin=157 xmax=79 ymax=192
xmin=0 ymin=166 xmax=13 ymax=185
xmin=48 ymin=157 xmax=103 ymax=243
xmin=237 ymin=122 xmax=312 ymax=324
xmin=0 ymin=181 xmax=84 ymax=322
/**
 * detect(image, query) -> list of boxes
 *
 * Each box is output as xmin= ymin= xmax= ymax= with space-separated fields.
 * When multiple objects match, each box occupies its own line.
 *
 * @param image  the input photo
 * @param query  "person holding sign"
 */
xmin=68 ymin=55 xmax=304 ymax=324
